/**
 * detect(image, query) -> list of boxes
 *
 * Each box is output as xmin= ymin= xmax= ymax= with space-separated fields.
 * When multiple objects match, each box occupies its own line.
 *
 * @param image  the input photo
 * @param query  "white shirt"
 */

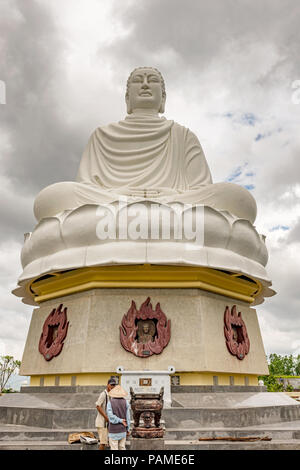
xmin=95 ymin=389 xmax=108 ymax=428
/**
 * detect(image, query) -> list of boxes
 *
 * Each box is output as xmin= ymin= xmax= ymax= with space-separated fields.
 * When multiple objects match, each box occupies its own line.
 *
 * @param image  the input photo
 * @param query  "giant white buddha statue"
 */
xmin=13 ymin=67 xmax=274 ymax=306
xmin=34 ymin=67 xmax=256 ymax=224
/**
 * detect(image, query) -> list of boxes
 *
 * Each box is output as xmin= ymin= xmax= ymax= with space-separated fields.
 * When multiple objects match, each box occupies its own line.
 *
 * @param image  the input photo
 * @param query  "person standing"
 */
xmin=107 ymin=385 xmax=131 ymax=450
xmin=95 ymin=377 xmax=117 ymax=450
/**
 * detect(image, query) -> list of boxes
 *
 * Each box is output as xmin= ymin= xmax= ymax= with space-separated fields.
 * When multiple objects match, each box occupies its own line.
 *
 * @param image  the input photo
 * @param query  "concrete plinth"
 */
xmin=1 ymin=388 xmax=300 ymax=450
xmin=20 ymin=287 xmax=268 ymax=385
xmin=1 ymin=388 xmax=299 ymax=430
xmin=130 ymin=437 xmax=165 ymax=450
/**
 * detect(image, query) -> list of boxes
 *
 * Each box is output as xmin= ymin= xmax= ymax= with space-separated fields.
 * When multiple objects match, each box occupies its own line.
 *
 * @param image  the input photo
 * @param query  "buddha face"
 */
xmin=126 ymin=67 xmax=166 ymax=114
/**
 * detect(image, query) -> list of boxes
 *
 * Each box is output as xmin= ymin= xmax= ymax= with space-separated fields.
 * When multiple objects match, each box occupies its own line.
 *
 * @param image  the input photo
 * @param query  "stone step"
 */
xmin=165 ymin=426 xmax=300 ymax=440
xmin=171 ymin=391 xmax=297 ymax=408
xmin=0 ymin=426 xmax=98 ymax=442
xmin=0 ymin=440 xmax=99 ymax=450
xmin=0 ymin=392 xmax=101 ymax=409
xmin=2 ymin=421 xmax=300 ymax=444
xmin=164 ymin=439 xmax=300 ymax=450
xmin=1 ymin=391 xmax=300 ymax=431
xmin=1 ymin=426 xmax=300 ymax=442
xmin=2 ymin=404 xmax=300 ymax=429
xmin=1 ymin=438 xmax=300 ymax=451
xmin=163 ymin=404 xmax=300 ymax=428
xmin=0 ymin=404 xmax=300 ymax=429
xmin=0 ymin=406 xmax=97 ymax=429
xmin=0 ymin=429 xmax=298 ymax=443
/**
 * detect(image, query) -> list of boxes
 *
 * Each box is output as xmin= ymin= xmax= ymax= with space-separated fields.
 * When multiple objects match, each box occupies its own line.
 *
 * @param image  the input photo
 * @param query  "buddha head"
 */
xmin=125 ymin=67 xmax=166 ymax=115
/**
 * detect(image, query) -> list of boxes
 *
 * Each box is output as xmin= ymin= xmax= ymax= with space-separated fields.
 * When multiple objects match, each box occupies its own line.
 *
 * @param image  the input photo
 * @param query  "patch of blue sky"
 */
xmin=255 ymin=128 xmax=283 ymax=142
xmin=240 ymin=113 xmax=258 ymax=126
xmin=244 ymin=184 xmax=255 ymax=190
xmin=226 ymin=167 xmax=242 ymax=182
xmin=245 ymin=172 xmax=255 ymax=177
xmin=226 ymin=163 xmax=249 ymax=183
xmin=220 ymin=112 xmax=261 ymax=127
xmin=269 ymin=225 xmax=290 ymax=232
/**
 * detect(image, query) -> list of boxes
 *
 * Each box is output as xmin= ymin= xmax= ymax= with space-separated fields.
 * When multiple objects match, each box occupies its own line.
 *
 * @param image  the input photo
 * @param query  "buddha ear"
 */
xmin=125 ymin=94 xmax=132 ymax=114
xmin=159 ymin=95 xmax=166 ymax=114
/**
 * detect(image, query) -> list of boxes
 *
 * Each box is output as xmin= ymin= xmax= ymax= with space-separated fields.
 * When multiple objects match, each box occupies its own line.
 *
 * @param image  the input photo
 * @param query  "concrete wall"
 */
xmin=278 ymin=378 xmax=300 ymax=390
xmin=20 ymin=288 xmax=268 ymax=377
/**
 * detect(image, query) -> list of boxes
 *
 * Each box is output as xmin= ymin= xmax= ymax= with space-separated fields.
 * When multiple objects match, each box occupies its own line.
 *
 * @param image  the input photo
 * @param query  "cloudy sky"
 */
xmin=0 ymin=0 xmax=300 ymax=362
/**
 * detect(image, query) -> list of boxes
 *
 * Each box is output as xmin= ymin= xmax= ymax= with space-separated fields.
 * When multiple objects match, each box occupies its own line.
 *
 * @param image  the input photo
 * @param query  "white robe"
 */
xmin=33 ymin=114 xmax=257 ymax=223
xmin=76 ymin=114 xmax=212 ymax=196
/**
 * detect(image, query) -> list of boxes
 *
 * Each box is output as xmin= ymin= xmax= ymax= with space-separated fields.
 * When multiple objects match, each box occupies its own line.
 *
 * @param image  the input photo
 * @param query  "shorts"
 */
xmin=97 ymin=427 xmax=108 ymax=445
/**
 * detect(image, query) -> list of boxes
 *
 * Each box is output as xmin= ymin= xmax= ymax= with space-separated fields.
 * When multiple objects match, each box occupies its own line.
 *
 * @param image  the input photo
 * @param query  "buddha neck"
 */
xmin=130 ymin=108 xmax=160 ymax=117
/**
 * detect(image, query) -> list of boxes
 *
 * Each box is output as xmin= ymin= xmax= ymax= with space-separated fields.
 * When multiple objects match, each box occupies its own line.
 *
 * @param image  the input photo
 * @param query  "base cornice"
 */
xmin=29 ymin=264 xmax=262 ymax=304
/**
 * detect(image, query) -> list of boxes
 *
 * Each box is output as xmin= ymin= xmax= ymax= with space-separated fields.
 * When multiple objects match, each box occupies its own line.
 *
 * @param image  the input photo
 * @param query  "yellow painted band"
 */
xmin=30 ymin=372 xmax=259 ymax=387
xmin=34 ymin=280 xmax=254 ymax=303
xmin=30 ymin=264 xmax=262 ymax=304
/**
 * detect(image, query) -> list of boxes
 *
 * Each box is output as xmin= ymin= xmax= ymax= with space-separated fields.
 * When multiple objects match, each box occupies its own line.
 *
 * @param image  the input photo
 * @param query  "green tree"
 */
xmin=259 ymin=374 xmax=284 ymax=392
xmin=259 ymin=353 xmax=299 ymax=391
xmin=0 ymin=356 xmax=21 ymax=393
xmin=268 ymin=353 xmax=295 ymax=376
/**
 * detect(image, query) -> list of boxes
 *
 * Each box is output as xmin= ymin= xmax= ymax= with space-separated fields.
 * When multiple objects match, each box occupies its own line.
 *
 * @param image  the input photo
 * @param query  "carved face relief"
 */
xmin=224 ymin=305 xmax=250 ymax=360
xmin=137 ymin=320 xmax=156 ymax=344
xmin=120 ymin=297 xmax=171 ymax=357
xmin=141 ymin=411 xmax=155 ymax=428
xmin=39 ymin=304 xmax=69 ymax=361
xmin=126 ymin=68 xmax=165 ymax=114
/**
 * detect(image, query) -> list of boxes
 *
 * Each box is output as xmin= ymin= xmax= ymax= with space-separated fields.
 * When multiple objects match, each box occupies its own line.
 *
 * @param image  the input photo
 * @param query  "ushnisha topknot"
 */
xmin=125 ymin=66 xmax=166 ymax=99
